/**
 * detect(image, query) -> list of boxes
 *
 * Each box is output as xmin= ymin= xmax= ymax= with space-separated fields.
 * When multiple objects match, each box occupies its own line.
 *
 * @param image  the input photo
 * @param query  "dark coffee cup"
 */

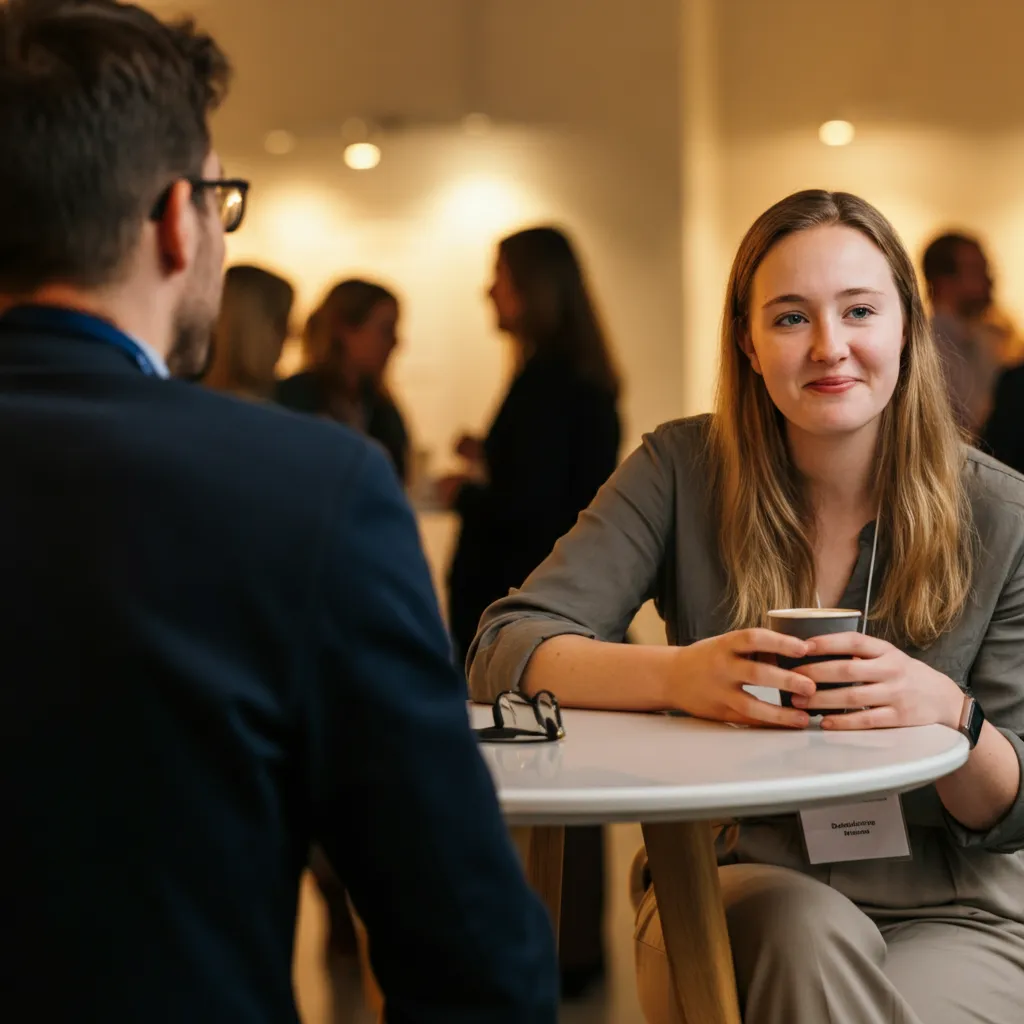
xmin=768 ymin=608 xmax=861 ymax=715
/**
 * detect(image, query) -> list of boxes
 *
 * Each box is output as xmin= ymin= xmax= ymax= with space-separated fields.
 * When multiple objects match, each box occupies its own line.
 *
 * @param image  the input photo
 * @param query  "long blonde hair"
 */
xmin=709 ymin=189 xmax=973 ymax=647
xmin=206 ymin=265 xmax=294 ymax=397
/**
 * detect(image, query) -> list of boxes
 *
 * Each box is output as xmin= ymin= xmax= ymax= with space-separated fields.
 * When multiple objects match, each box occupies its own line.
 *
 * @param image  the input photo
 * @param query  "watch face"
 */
xmin=961 ymin=698 xmax=985 ymax=748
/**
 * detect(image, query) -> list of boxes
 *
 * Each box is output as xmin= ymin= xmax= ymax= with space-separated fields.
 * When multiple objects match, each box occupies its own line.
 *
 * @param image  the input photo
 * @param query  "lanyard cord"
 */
xmin=815 ymin=503 xmax=882 ymax=635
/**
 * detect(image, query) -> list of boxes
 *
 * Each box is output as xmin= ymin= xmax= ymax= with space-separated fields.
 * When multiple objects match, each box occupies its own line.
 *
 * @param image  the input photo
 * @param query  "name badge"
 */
xmin=799 ymin=795 xmax=911 ymax=865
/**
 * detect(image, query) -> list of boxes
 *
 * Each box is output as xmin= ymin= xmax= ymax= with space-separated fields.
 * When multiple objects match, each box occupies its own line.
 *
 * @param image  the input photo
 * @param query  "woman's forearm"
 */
xmin=934 ymin=721 xmax=1022 ymax=832
xmin=521 ymin=634 xmax=681 ymax=711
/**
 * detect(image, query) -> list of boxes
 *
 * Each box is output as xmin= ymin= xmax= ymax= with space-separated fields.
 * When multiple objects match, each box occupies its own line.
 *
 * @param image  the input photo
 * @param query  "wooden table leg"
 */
xmin=641 ymin=821 xmax=741 ymax=1024
xmin=510 ymin=825 xmax=565 ymax=946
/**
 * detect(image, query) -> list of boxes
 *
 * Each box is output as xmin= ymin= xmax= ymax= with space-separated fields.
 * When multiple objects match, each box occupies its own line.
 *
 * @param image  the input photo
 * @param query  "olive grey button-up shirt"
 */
xmin=468 ymin=415 xmax=1024 ymax=924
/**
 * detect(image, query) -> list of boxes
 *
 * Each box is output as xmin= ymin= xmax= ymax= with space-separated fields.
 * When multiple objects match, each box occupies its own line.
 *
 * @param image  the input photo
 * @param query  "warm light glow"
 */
xmin=344 ymin=142 xmax=381 ymax=171
xmin=263 ymin=130 xmax=296 ymax=156
xmin=462 ymin=113 xmax=492 ymax=137
xmin=250 ymin=184 xmax=349 ymax=254
xmin=433 ymin=174 xmax=535 ymax=237
xmin=818 ymin=120 xmax=856 ymax=147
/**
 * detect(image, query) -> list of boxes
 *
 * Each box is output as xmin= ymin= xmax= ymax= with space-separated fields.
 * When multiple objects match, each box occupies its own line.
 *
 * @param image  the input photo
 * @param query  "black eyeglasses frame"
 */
xmin=149 ymin=178 xmax=251 ymax=233
xmin=475 ymin=689 xmax=566 ymax=744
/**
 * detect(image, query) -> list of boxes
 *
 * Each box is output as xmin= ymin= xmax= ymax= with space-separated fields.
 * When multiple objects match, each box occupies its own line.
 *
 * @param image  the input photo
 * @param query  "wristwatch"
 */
xmin=958 ymin=695 xmax=985 ymax=750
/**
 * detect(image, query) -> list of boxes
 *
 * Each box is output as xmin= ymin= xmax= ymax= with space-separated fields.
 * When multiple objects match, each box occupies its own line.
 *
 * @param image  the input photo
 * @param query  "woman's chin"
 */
xmin=786 ymin=404 xmax=881 ymax=438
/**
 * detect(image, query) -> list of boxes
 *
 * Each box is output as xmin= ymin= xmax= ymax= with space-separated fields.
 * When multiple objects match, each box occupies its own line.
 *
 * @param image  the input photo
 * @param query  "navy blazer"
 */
xmin=0 ymin=314 xmax=557 ymax=1023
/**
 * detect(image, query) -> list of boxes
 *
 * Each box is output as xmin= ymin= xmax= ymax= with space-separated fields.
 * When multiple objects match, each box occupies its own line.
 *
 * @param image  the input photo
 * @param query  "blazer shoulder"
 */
xmin=173 ymin=383 xmax=386 ymax=485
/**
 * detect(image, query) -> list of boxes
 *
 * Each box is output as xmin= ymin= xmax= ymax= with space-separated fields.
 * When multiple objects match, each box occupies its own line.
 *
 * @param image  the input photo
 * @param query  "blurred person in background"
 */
xmin=982 ymin=306 xmax=1024 ymax=369
xmin=441 ymin=225 xmax=622 ymax=998
xmin=923 ymin=232 xmax=1000 ymax=436
xmin=982 ymin=327 xmax=1024 ymax=473
xmin=203 ymin=264 xmax=294 ymax=399
xmin=277 ymin=279 xmax=410 ymax=482
xmin=0 ymin=2 xmax=560 ymax=1021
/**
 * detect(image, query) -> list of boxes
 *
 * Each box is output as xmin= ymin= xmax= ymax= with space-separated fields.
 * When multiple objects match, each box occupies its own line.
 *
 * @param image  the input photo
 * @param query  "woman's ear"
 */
xmin=739 ymin=325 xmax=763 ymax=376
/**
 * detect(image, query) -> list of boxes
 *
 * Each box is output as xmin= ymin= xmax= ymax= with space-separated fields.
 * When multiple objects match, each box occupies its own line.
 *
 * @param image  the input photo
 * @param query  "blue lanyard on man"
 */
xmin=0 ymin=304 xmax=170 ymax=378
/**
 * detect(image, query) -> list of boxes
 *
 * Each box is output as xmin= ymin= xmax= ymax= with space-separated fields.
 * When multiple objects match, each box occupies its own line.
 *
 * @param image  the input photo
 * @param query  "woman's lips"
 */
xmin=805 ymin=377 xmax=859 ymax=394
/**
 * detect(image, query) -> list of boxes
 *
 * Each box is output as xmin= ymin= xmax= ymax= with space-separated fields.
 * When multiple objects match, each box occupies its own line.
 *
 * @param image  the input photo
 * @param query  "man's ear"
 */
xmin=155 ymin=180 xmax=196 ymax=275
xmin=739 ymin=325 xmax=763 ymax=376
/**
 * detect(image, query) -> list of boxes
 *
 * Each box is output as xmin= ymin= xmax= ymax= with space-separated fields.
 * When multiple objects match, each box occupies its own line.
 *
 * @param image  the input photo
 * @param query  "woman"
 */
xmin=469 ymin=191 xmax=1024 ymax=1023
xmin=444 ymin=226 xmax=622 ymax=664
xmin=204 ymin=264 xmax=294 ymax=400
xmin=277 ymin=279 xmax=409 ymax=482
xmin=444 ymin=225 xmax=621 ymax=998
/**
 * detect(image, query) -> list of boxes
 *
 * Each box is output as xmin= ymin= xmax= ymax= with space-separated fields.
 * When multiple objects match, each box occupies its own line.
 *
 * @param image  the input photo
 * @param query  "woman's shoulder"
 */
xmin=965 ymin=446 xmax=1024 ymax=513
xmin=646 ymin=413 xmax=714 ymax=459
xmin=608 ymin=414 xmax=714 ymax=495
xmin=964 ymin=447 xmax=1024 ymax=558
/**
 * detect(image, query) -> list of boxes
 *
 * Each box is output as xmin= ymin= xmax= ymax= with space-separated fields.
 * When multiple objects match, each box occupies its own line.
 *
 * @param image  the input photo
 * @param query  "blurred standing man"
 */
xmin=923 ymin=232 xmax=1000 ymax=436
xmin=0 ymin=3 xmax=557 ymax=1023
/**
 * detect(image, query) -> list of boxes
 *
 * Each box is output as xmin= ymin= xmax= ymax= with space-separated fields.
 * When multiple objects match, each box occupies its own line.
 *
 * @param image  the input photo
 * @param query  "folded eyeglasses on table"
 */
xmin=475 ymin=689 xmax=566 ymax=744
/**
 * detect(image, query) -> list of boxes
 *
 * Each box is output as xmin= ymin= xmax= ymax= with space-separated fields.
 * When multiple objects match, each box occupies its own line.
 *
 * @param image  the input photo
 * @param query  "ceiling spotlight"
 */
xmin=462 ymin=113 xmax=492 ymax=137
xmin=344 ymin=142 xmax=381 ymax=171
xmin=818 ymin=120 xmax=855 ymax=147
xmin=264 ymin=130 xmax=296 ymax=156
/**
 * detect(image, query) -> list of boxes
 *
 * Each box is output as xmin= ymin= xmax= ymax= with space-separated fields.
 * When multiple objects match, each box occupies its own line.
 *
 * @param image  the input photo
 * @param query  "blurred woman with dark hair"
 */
xmin=444 ymin=227 xmax=622 ymax=660
xmin=277 ymin=278 xmax=410 ymax=482
xmin=442 ymin=226 xmax=622 ymax=996
xmin=204 ymin=265 xmax=294 ymax=400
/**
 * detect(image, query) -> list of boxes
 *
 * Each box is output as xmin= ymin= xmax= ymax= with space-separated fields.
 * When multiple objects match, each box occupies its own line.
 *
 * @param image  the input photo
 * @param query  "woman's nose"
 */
xmin=809 ymin=317 xmax=848 ymax=363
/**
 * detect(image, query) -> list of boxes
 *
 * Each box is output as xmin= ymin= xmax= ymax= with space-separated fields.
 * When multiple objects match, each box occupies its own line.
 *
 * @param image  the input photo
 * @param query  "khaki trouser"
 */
xmin=635 ymin=863 xmax=1024 ymax=1024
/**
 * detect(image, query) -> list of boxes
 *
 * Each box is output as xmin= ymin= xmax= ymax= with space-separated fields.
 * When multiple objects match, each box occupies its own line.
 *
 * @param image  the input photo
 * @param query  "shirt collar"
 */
xmin=131 ymin=334 xmax=170 ymax=378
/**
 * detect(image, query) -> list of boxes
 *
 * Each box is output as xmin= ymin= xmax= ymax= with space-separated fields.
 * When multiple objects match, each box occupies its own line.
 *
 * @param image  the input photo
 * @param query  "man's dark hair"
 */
xmin=922 ymin=232 xmax=981 ymax=286
xmin=0 ymin=0 xmax=231 ymax=292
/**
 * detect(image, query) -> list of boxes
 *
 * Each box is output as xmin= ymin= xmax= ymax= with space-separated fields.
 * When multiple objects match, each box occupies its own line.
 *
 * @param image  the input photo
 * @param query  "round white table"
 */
xmin=472 ymin=705 xmax=969 ymax=1024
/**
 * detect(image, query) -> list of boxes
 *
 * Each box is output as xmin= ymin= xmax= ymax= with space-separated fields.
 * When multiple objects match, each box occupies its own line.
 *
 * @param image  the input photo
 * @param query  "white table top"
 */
xmin=471 ymin=705 xmax=970 ymax=826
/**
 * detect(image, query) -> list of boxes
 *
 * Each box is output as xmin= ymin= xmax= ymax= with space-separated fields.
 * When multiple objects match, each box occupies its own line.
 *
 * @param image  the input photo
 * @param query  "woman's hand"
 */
xmin=790 ymin=632 xmax=964 ymax=730
xmin=673 ymin=629 xmax=818 ymax=729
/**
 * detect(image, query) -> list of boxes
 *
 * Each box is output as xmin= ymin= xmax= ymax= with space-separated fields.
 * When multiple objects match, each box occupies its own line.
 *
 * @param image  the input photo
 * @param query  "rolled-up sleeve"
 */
xmin=467 ymin=428 xmax=676 ymax=701
xmin=945 ymin=539 xmax=1024 ymax=853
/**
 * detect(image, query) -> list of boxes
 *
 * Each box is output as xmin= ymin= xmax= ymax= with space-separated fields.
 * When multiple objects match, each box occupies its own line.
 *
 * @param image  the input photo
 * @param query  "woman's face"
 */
xmin=340 ymin=299 xmax=399 ymax=381
xmin=744 ymin=224 xmax=905 ymax=440
xmin=489 ymin=253 xmax=523 ymax=334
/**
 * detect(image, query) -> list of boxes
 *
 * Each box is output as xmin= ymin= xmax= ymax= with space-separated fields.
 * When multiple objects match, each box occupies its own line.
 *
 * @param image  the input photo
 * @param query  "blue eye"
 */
xmin=774 ymin=312 xmax=807 ymax=328
xmin=848 ymin=306 xmax=874 ymax=320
